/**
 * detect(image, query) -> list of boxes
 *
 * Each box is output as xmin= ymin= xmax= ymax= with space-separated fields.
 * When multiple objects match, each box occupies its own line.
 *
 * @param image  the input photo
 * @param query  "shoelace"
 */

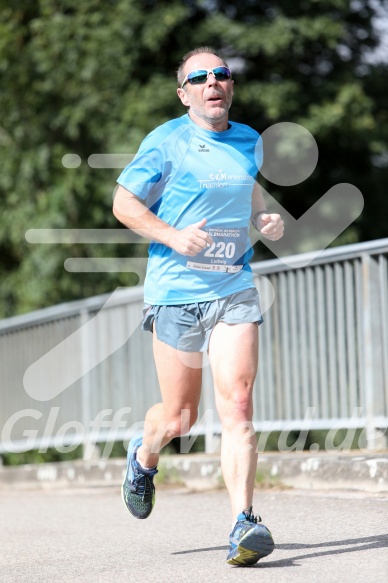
xmin=242 ymin=506 xmax=262 ymax=524
xmin=133 ymin=467 xmax=157 ymax=501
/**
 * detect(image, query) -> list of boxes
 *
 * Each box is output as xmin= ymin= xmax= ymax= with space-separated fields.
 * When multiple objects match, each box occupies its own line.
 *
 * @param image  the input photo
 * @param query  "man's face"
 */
xmin=177 ymin=53 xmax=234 ymax=131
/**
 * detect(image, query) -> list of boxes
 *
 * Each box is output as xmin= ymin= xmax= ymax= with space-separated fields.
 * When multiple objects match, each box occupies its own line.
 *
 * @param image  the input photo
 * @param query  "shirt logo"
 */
xmin=198 ymin=169 xmax=254 ymax=189
xmin=198 ymin=143 xmax=210 ymax=152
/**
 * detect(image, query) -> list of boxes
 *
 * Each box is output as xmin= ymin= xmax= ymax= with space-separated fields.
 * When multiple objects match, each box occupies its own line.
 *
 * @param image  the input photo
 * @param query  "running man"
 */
xmin=113 ymin=46 xmax=284 ymax=566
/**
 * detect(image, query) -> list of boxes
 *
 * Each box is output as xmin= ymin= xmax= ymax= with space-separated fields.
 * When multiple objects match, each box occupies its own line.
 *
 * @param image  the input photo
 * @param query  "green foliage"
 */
xmin=0 ymin=0 xmax=387 ymax=317
xmin=256 ymin=428 xmax=366 ymax=451
xmin=255 ymin=467 xmax=287 ymax=489
xmin=1 ymin=445 xmax=83 ymax=466
xmin=154 ymin=463 xmax=184 ymax=487
xmin=1 ymin=428 xmax=368 ymax=467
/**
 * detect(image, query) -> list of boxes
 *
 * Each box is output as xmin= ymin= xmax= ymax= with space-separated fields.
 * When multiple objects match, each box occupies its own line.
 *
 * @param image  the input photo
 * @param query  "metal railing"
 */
xmin=1 ymin=238 xmax=387 ymax=455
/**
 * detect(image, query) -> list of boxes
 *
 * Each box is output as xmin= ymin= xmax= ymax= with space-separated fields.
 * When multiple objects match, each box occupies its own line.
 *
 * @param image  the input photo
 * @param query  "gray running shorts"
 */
xmin=142 ymin=287 xmax=263 ymax=352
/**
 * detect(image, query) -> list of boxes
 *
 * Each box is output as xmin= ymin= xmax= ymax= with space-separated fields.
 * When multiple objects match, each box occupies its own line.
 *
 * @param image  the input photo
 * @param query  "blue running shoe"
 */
xmin=227 ymin=506 xmax=274 ymax=566
xmin=121 ymin=434 xmax=158 ymax=519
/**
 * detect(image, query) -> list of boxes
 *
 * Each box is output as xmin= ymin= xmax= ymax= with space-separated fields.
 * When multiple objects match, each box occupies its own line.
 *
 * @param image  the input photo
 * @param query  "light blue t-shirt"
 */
xmin=117 ymin=114 xmax=263 ymax=305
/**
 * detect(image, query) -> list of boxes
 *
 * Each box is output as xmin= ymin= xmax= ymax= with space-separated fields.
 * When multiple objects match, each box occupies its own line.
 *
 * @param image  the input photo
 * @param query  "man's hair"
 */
xmin=176 ymin=47 xmax=229 ymax=86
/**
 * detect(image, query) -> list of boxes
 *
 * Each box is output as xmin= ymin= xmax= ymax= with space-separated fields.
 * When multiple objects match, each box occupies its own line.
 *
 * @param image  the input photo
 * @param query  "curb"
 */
xmin=0 ymin=452 xmax=387 ymax=492
xmin=258 ymin=452 xmax=388 ymax=493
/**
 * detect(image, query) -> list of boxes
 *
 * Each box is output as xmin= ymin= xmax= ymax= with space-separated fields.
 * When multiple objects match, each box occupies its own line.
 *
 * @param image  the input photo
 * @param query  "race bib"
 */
xmin=186 ymin=227 xmax=248 ymax=273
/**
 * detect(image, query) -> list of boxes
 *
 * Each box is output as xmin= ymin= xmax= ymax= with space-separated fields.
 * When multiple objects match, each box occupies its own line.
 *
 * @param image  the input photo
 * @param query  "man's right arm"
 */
xmin=112 ymin=184 xmax=212 ymax=257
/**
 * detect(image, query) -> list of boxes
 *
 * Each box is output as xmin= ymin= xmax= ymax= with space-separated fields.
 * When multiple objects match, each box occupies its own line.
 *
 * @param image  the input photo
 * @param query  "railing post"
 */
xmin=361 ymin=254 xmax=386 ymax=449
xmin=80 ymin=308 xmax=99 ymax=460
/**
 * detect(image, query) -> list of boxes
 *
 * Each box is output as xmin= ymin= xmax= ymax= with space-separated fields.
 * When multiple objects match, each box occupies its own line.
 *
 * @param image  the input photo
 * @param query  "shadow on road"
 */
xmin=172 ymin=533 xmax=388 ymax=568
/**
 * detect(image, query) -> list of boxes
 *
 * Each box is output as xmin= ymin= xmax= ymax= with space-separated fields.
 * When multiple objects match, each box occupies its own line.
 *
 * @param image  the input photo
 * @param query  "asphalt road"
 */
xmin=0 ymin=485 xmax=387 ymax=583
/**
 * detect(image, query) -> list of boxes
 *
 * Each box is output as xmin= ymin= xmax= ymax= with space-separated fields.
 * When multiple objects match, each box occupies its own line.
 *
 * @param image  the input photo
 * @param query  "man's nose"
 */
xmin=206 ymin=72 xmax=218 ymax=84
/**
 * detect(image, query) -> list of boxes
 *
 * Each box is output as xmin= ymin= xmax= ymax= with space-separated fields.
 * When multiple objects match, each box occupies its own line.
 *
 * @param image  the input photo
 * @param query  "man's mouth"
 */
xmin=207 ymin=95 xmax=223 ymax=103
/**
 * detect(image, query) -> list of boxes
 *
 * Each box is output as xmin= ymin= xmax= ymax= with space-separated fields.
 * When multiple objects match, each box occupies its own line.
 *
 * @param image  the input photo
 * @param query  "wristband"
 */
xmin=251 ymin=210 xmax=268 ymax=230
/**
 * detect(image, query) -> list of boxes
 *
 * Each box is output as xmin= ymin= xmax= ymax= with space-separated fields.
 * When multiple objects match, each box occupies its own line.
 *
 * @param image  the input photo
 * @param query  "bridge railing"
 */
xmin=1 ymin=238 xmax=387 ymax=456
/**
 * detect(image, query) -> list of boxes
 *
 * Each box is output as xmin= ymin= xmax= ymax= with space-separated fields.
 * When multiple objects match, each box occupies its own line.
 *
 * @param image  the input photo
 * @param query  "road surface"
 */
xmin=1 ymin=485 xmax=387 ymax=582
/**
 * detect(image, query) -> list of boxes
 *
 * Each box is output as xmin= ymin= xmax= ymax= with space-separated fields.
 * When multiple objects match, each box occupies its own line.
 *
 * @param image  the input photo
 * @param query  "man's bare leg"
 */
xmin=208 ymin=322 xmax=259 ymax=520
xmin=137 ymin=328 xmax=203 ymax=469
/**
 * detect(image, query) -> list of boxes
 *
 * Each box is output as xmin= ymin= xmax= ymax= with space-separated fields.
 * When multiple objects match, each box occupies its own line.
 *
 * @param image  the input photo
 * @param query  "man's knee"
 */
xmin=221 ymin=387 xmax=254 ymax=423
xmin=232 ymin=392 xmax=253 ymax=418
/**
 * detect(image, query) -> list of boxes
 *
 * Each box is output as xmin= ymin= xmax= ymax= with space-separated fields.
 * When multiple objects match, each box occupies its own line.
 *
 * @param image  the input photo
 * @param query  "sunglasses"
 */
xmin=181 ymin=66 xmax=232 ymax=88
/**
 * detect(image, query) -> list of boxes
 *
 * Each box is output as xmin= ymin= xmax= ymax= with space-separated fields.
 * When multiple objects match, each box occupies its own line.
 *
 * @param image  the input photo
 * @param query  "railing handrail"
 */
xmin=252 ymin=237 xmax=388 ymax=275
xmin=0 ymin=286 xmax=144 ymax=333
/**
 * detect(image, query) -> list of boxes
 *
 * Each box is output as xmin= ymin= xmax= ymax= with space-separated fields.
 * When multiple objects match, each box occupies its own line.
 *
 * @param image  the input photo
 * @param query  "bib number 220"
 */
xmin=204 ymin=241 xmax=235 ymax=259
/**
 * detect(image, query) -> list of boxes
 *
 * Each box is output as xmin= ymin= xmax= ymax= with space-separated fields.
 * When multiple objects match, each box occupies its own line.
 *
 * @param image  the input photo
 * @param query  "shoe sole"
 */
xmin=227 ymin=526 xmax=275 ymax=566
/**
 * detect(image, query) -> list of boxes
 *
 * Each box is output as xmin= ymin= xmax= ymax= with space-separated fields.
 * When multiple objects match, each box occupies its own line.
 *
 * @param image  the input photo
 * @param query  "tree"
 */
xmin=0 ymin=0 xmax=387 ymax=317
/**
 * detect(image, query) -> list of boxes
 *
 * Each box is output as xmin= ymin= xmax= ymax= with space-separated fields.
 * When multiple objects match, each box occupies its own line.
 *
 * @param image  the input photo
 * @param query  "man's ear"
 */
xmin=177 ymin=87 xmax=190 ymax=107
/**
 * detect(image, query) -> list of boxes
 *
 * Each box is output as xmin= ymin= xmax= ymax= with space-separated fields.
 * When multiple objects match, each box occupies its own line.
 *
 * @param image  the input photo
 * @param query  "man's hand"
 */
xmin=168 ymin=218 xmax=213 ymax=256
xmin=257 ymin=213 xmax=284 ymax=241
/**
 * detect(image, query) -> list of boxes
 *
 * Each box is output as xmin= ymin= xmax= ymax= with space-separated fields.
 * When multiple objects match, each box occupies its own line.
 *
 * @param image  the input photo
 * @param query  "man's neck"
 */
xmin=188 ymin=110 xmax=229 ymax=132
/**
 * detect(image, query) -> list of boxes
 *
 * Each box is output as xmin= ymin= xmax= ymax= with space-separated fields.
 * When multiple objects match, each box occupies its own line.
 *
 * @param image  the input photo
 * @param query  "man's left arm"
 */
xmin=251 ymin=182 xmax=284 ymax=241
